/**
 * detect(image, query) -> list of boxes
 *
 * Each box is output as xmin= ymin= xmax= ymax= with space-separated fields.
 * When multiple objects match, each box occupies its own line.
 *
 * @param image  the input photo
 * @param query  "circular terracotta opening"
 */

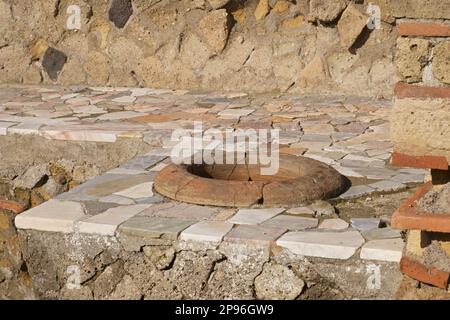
xmin=154 ymin=154 xmax=350 ymax=208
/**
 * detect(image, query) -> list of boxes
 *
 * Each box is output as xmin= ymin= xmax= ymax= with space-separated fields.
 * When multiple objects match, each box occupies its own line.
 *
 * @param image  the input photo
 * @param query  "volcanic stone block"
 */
xmin=297 ymin=54 xmax=329 ymax=89
xmin=207 ymin=0 xmax=231 ymax=9
xmin=254 ymin=263 xmax=305 ymax=300
xmin=395 ymin=38 xmax=430 ymax=83
xmin=391 ymin=96 xmax=450 ymax=165
xmin=337 ymin=4 xmax=368 ymax=49
xmin=433 ymin=41 xmax=450 ymax=85
xmin=30 ymin=39 xmax=48 ymax=60
xmin=254 ymin=0 xmax=270 ymax=20
xmin=109 ymin=0 xmax=133 ymax=29
xmin=198 ymin=9 xmax=230 ymax=53
xmin=310 ymin=0 xmax=347 ymax=22
xmin=392 ymin=0 xmax=450 ymax=19
xmin=42 ymin=47 xmax=67 ymax=81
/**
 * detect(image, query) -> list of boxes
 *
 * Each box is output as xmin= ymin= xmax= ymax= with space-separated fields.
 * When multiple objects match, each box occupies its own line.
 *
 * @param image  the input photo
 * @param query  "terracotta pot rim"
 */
xmin=154 ymin=155 xmax=350 ymax=208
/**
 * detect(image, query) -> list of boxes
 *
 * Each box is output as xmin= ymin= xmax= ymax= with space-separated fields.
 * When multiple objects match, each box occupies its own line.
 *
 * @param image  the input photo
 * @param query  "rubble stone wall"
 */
xmin=0 ymin=134 xmax=152 ymax=210
xmin=391 ymin=0 xmax=450 ymax=168
xmin=0 ymin=134 xmax=153 ymax=299
xmin=0 ymin=208 xmax=35 ymax=299
xmin=0 ymin=0 xmax=397 ymax=96
xmin=17 ymin=229 xmax=402 ymax=300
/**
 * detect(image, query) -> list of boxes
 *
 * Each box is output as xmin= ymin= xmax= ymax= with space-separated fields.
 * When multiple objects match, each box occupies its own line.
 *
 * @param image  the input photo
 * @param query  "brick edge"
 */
xmin=397 ymin=22 xmax=450 ymax=37
xmin=391 ymin=182 xmax=450 ymax=232
xmin=0 ymin=200 xmax=25 ymax=215
xmin=392 ymin=152 xmax=449 ymax=170
xmin=394 ymin=82 xmax=450 ymax=100
xmin=400 ymin=256 xmax=450 ymax=289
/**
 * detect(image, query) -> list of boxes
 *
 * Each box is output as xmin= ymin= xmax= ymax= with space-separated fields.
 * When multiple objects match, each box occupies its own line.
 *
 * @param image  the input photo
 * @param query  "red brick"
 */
xmin=0 ymin=200 xmax=25 ymax=215
xmin=394 ymin=82 xmax=450 ymax=100
xmin=400 ymin=256 xmax=450 ymax=289
xmin=392 ymin=152 xmax=449 ymax=170
xmin=397 ymin=23 xmax=450 ymax=37
xmin=391 ymin=182 xmax=450 ymax=233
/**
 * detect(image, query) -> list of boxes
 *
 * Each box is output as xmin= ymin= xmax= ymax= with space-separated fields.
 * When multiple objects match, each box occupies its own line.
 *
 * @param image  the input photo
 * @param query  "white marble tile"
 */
xmin=360 ymin=238 xmax=404 ymax=262
xmin=77 ymin=204 xmax=151 ymax=235
xmin=15 ymin=200 xmax=86 ymax=233
xmin=113 ymin=182 xmax=154 ymax=199
xmin=277 ymin=230 xmax=365 ymax=260
xmin=228 ymin=208 xmax=285 ymax=225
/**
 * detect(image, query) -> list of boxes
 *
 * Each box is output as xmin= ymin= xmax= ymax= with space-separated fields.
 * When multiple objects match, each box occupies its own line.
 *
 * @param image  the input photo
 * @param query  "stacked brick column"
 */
xmin=390 ymin=1 xmax=450 ymax=293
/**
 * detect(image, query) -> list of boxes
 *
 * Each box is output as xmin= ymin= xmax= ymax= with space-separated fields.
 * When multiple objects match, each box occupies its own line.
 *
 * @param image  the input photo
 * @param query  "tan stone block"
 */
xmin=22 ymin=64 xmax=43 ymax=84
xmin=392 ymin=0 xmax=450 ymax=19
xmin=337 ymin=4 xmax=368 ymax=49
xmin=30 ymin=39 xmax=48 ymax=60
xmin=255 ymin=0 xmax=270 ymax=21
xmin=310 ymin=0 xmax=346 ymax=22
xmin=433 ymin=41 xmax=450 ymax=85
xmin=58 ymin=57 xmax=86 ymax=86
xmin=405 ymin=230 xmax=424 ymax=257
xmin=0 ymin=1 xmax=12 ymax=33
xmin=198 ymin=9 xmax=230 ymax=53
xmin=207 ymin=0 xmax=231 ymax=10
xmin=440 ymin=241 xmax=450 ymax=256
xmin=49 ymin=163 xmax=69 ymax=185
xmin=89 ymin=18 xmax=111 ymax=50
xmin=406 ymin=231 xmax=450 ymax=258
xmin=395 ymin=38 xmax=430 ymax=83
xmin=30 ymin=190 xmax=45 ymax=208
xmin=298 ymin=54 xmax=329 ymax=89
xmin=83 ymin=51 xmax=111 ymax=85
xmin=0 ymin=213 xmax=10 ymax=230
xmin=391 ymin=98 xmax=450 ymax=164
xmin=281 ymin=16 xmax=304 ymax=29
xmin=68 ymin=181 xmax=80 ymax=189
xmin=272 ymin=1 xmax=290 ymax=13
xmin=232 ymin=8 xmax=246 ymax=23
